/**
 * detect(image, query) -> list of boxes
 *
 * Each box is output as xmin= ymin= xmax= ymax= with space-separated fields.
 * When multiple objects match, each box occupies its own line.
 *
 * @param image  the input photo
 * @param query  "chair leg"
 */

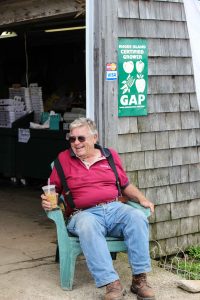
xmin=60 ymin=250 xmax=79 ymax=290
xmin=110 ymin=252 xmax=117 ymax=260
xmin=55 ymin=245 xmax=59 ymax=263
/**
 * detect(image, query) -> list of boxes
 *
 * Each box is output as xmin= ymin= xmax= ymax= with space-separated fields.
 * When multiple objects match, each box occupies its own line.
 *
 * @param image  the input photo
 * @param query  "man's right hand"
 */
xmin=41 ymin=194 xmax=52 ymax=211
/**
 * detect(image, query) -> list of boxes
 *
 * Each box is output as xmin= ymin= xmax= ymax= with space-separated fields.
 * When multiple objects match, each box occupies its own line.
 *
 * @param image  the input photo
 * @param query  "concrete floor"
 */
xmin=0 ymin=179 xmax=199 ymax=300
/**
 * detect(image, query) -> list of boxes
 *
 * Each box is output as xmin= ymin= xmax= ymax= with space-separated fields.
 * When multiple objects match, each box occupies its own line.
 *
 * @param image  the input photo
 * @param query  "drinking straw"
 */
xmin=48 ymin=178 xmax=50 ymax=193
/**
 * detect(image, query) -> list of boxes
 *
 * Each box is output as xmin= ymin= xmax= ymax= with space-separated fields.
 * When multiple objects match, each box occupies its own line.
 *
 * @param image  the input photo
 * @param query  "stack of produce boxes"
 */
xmin=9 ymin=84 xmax=44 ymax=123
xmin=0 ymin=98 xmax=26 ymax=128
xmin=29 ymin=83 xmax=44 ymax=123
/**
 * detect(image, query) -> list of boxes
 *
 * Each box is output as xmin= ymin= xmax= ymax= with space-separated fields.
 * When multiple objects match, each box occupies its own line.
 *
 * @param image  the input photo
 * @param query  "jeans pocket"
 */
xmin=67 ymin=211 xmax=82 ymax=234
xmin=67 ymin=215 xmax=76 ymax=233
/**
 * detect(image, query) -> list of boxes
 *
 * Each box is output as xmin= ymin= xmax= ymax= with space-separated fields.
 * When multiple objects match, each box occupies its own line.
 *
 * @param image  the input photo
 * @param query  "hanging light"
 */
xmin=0 ymin=31 xmax=18 ymax=39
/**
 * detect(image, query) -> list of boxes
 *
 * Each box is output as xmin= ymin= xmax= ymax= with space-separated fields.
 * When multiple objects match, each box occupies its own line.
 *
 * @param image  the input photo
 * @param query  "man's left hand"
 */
xmin=138 ymin=198 xmax=154 ymax=213
xmin=123 ymin=183 xmax=155 ymax=213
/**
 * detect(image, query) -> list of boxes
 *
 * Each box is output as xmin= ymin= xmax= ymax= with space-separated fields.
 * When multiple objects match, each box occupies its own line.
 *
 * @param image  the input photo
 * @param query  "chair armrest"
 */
xmin=46 ymin=208 xmax=71 ymax=244
xmin=126 ymin=200 xmax=151 ymax=218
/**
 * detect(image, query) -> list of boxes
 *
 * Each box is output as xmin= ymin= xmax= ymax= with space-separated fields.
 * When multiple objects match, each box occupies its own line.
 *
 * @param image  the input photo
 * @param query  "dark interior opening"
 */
xmin=0 ymin=15 xmax=86 ymax=113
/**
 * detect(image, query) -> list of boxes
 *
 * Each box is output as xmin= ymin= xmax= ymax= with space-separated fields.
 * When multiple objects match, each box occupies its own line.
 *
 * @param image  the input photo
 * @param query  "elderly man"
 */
xmin=41 ymin=117 xmax=155 ymax=300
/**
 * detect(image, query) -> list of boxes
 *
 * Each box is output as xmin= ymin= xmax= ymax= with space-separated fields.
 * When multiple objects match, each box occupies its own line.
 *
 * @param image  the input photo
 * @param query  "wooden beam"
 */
xmin=0 ymin=0 xmax=81 ymax=27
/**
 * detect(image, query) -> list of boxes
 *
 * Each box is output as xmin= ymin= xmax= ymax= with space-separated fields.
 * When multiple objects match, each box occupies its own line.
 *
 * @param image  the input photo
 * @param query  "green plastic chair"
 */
xmin=46 ymin=201 xmax=150 ymax=290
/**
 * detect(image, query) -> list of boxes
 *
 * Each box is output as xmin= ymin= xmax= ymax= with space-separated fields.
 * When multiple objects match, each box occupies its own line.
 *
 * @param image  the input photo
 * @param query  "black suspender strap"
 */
xmin=105 ymin=148 xmax=121 ymax=196
xmin=54 ymin=158 xmax=76 ymax=209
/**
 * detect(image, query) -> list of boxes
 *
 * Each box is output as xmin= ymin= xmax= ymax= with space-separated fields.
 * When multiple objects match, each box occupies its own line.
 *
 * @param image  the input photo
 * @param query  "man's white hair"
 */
xmin=69 ymin=117 xmax=98 ymax=135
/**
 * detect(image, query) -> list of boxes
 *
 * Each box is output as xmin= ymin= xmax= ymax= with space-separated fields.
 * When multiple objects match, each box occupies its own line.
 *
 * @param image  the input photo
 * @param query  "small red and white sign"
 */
xmin=106 ymin=63 xmax=117 ymax=71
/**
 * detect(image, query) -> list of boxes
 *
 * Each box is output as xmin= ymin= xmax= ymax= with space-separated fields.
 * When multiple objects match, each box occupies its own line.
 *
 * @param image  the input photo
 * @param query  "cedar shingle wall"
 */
xmin=118 ymin=0 xmax=200 ymax=257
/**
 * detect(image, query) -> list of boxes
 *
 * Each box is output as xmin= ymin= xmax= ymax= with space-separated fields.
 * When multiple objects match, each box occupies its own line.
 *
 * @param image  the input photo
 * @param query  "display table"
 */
xmin=15 ymin=129 xmax=68 ymax=179
xmin=0 ymin=111 xmax=69 ymax=179
xmin=0 ymin=112 xmax=34 ymax=178
xmin=0 ymin=128 xmax=16 ymax=177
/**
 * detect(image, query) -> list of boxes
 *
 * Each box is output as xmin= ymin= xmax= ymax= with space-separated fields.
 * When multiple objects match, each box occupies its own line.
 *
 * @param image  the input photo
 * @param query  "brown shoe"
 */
xmin=131 ymin=273 xmax=155 ymax=300
xmin=104 ymin=280 xmax=126 ymax=300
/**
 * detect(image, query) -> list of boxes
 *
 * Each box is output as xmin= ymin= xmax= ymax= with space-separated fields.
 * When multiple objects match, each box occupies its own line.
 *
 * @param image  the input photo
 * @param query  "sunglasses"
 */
xmin=68 ymin=135 xmax=87 ymax=143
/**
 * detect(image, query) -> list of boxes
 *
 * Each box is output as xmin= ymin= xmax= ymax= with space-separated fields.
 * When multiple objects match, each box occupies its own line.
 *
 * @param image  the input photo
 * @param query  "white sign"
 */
xmin=106 ymin=71 xmax=118 ymax=81
xmin=183 ymin=0 xmax=200 ymax=111
xmin=18 ymin=128 xmax=30 ymax=143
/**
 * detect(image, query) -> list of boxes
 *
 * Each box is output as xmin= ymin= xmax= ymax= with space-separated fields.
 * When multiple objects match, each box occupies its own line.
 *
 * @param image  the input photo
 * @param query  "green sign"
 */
xmin=118 ymin=38 xmax=148 ymax=117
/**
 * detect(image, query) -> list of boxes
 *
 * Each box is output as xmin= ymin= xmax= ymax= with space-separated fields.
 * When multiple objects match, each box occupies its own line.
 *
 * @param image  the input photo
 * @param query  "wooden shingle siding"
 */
xmin=142 ymin=169 xmax=200 ymax=199
xmin=117 ymin=117 xmax=138 ymax=134
xmin=145 ymin=185 xmax=176 ymax=205
xmin=153 ymin=203 xmax=171 ymax=222
xmin=169 ymin=129 xmax=198 ymax=148
xmin=148 ymin=38 xmax=191 ymax=57
xmin=181 ymin=112 xmax=200 ymax=129
xmin=190 ymin=94 xmax=200 ymax=111
xmin=138 ymin=113 xmax=183 ymax=132
xmin=118 ymin=0 xmax=185 ymax=22
xmin=144 ymin=181 xmax=200 ymax=207
xmin=155 ymin=0 xmax=183 ymax=3
xmin=141 ymin=132 xmax=156 ymax=150
xmin=172 ymin=147 xmax=199 ymax=166
xmin=148 ymin=58 xmax=193 ymax=76
xmin=149 ymin=76 xmax=195 ymax=94
xmin=151 ymin=232 xmax=200 ymax=258
xmin=118 ymin=20 xmax=188 ymax=39
xmin=156 ymin=132 xmax=170 ymax=149
xmin=117 ymin=130 xmax=200 ymax=153
xmin=98 ymin=0 xmax=199 ymax=255
xmin=150 ymin=219 xmax=181 ymax=240
xmin=148 ymin=94 xmax=189 ymax=114
xmin=171 ymin=199 xmax=200 ymax=220
xmin=138 ymin=168 xmax=170 ymax=188
xmin=189 ymin=164 xmax=200 ymax=181
xmin=121 ymin=147 xmax=199 ymax=171
xmin=138 ymin=164 xmax=200 ymax=189
xmin=150 ymin=215 xmax=200 ymax=240
xmin=118 ymin=111 xmax=200 ymax=136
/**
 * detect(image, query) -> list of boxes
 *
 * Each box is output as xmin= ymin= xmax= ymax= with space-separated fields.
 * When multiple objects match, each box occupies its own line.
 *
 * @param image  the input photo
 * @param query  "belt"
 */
xmin=69 ymin=198 xmax=118 ymax=217
xmin=95 ymin=198 xmax=118 ymax=206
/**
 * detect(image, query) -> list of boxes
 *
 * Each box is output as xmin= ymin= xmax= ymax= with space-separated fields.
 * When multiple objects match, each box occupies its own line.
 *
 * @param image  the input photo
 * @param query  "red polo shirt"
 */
xmin=50 ymin=145 xmax=129 ymax=215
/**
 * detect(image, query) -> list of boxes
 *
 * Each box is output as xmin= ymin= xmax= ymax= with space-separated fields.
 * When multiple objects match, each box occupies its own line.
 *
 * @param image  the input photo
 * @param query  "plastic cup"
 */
xmin=42 ymin=184 xmax=58 ymax=209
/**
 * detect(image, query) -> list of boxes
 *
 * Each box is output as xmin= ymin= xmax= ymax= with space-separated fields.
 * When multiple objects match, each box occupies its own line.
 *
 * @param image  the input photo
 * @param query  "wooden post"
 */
xmin=94 ymin=0 xmax=118 ymax=148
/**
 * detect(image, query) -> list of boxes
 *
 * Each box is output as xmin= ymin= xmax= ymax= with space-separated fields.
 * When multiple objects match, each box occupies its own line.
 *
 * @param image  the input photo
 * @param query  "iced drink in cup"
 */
xmin=42 ymin=184 xmax=58 ymax=209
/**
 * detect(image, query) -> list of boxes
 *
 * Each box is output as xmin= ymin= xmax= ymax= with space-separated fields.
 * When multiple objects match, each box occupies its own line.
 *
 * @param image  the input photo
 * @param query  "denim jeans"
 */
xmin=67 ymin=201 xmax=151 ymax=287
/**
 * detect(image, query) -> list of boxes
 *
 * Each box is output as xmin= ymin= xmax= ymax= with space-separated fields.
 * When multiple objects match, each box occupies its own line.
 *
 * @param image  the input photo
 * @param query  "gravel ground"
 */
xmin=1 ymin=255 xmax=200 ymax=300
xmin=0 ymin=183 xmax=199 ymax=300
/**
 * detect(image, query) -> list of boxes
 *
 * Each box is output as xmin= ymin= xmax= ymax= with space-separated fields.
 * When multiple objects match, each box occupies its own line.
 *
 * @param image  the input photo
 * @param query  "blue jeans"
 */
xmin=67 ymin=201 xmax=151 ymax=287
